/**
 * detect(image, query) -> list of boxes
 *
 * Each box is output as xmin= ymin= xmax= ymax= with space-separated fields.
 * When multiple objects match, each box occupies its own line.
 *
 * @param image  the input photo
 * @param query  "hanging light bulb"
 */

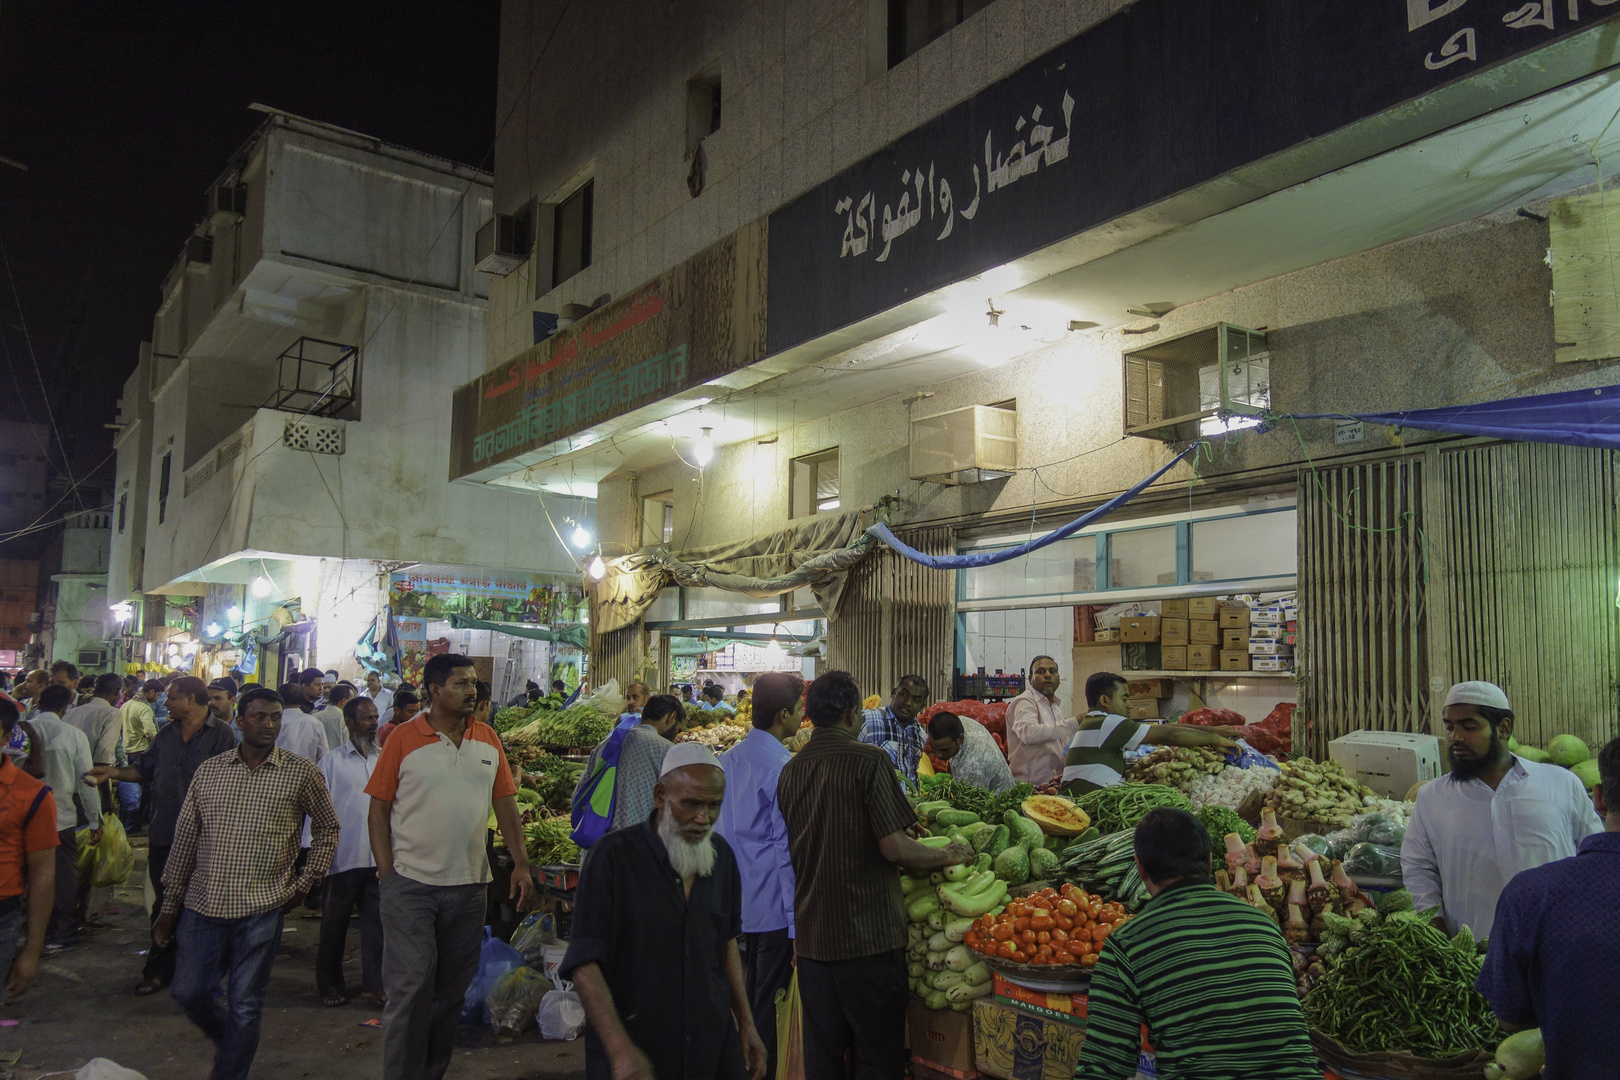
xmin=694 ymin=427 xmax=714 ymax=467
xmin=571 ymin=525 xmax=591 ymax=550
xmin=205 ymin=622 xmax=222 ymax=638
xmin=251 ymin=574 xmax=273 ymax=598
xmin=226 ymin=605 xmax=242 ymax=622
xmin=766 ymin=637 xmax=783 ymax=660
xmin=588 ymin=555 xmax=606 ymax=580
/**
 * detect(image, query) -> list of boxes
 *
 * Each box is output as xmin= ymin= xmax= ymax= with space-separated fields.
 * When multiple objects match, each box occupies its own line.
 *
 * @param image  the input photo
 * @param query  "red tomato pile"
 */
xmin=964 ymin=884 xmax=1131 ymax=967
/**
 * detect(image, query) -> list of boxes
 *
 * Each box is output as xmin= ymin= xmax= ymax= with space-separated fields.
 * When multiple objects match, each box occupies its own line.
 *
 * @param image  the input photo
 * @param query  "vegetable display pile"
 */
xmin=521 ymin=814 xmax=581 ymax=866
xmin=530 ymin=702 xmax=616 ymax=750
xmin=1188 ymin=764 xmax=1279 ymax=812
xmin=1263 ymin=756 xmax=1376 ymax=829
xmin=677 ymin=722 xmax=749 ymax=750
xmin=1215 ymin=818 xmax=1370 ymax=944
xmin=912 ymin=802 xmax=1079 ymax=887
xmin=1072 ymin=783 xmax=1192 ymax=836
xmin=1124 ymin=746 xmax=1226 ymax=792
xmin=524 ymin=754 xmax=585 ymax=813
xmin=1303 ymin=890 xmax=1501 ymax=1060
xmin=965 ymin=884 xmax=1132 ymax=967
xmin=1057 ymin=830 xmax=1150 ymax=911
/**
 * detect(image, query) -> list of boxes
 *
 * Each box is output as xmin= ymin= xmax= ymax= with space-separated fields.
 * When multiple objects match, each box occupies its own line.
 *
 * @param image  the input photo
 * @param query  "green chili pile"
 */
xmin=1303 ymin=892 xmax=1501 ymax=1059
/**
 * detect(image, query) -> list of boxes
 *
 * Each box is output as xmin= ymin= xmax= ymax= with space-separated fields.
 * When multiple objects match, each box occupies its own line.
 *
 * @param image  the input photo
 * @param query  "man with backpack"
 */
xmin=571 ymin=694 xmax=684 ymax=848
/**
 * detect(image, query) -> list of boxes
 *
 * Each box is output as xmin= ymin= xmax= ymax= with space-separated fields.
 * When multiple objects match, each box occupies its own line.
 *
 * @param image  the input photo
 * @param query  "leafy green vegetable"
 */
xmin=1195 ymin=806 xmax=1256 ymax=856
xmin=523 ymin=814 xmax=581 ymax=866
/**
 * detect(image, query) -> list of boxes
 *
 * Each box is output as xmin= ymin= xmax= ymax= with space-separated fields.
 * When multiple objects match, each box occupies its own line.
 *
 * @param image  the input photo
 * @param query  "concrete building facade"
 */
xmin=108 ymin=110 xmax=593 ymax=686
xmin=459 ymin=1 xmax=1620 ymax=751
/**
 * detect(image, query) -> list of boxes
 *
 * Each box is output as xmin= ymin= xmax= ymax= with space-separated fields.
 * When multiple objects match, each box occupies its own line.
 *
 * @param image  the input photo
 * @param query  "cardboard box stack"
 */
xmin=1248 ymin=598 xmax=1299 ymax=672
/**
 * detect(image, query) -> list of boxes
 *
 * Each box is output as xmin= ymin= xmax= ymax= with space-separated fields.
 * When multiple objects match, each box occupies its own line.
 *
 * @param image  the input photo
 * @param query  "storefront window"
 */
xmin=1192 ymin=510 xmax=1298 ymax=581
xmin=1107 ymin=525 xmax=1178 ymax=589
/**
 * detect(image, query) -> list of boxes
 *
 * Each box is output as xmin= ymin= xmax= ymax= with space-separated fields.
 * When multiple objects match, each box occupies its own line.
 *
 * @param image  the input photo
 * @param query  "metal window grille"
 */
xmin=1123 ymin=324 xmax=1269 ymax=442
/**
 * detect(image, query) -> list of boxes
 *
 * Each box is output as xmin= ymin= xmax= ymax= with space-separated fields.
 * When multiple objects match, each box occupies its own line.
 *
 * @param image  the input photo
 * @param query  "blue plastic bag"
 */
xmin=1224 ymin=739 xmax=1280 ymax=770
xmin=463 ymin=927 xmax=525 ymax=1024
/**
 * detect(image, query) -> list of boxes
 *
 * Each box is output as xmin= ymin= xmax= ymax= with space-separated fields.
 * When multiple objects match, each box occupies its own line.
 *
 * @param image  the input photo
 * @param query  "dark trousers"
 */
xmin=48 ymin=828 xmax=77 ymax=943
xmin=379 ymin=874 xmax=485 ymax=1080
xmin=317 ymin=867 xmax=383 ymax=998
xmin=171 ymin=908 xmax=284 ymax=1080
xmin=745 ymin=929 xmax=795 ymax=1080
xmin=797 ymin=949 xmax=906 ymax=1080
xmin=144 ymin=844 xmax=176 ymax=984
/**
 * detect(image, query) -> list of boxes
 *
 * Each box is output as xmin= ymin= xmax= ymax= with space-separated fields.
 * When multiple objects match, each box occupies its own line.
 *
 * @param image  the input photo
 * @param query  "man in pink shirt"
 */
xmin=1005 ymin=655 xmax=1076 ymax=785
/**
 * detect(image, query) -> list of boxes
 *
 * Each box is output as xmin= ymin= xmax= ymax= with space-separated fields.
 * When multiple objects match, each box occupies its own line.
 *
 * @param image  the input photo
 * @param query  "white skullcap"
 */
xmin=661 ymin=742 xmax=722 ymax=777
xmin=1444 ymin=681 xmax=1511 ymax=711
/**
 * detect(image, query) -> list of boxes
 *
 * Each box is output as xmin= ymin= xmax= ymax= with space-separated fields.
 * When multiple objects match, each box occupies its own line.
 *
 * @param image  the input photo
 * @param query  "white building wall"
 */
xmin=486 ymin=0 xmax=1134 ymax=370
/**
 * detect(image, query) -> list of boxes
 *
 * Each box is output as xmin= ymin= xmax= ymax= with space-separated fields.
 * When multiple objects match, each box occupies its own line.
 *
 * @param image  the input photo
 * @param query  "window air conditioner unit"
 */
xmin=76 ymin=649 xmax=107 ymax=668
xmin=475 ymin=212 xmax=532 ymax=276
xmin=909 ymin=405 xmax=1017 ymax=485
xmin=184 ymin=235 xmax=214 ymax=270
xmin=209 ymin=183 xmax=247 ymax=226
xmin=1122 ymin=323 xmax=1270 ymax=443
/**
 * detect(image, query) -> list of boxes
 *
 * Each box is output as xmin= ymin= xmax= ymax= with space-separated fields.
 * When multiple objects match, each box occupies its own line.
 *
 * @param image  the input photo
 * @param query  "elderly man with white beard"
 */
xmin=561 ymin=743 xmax=768 ymax=1080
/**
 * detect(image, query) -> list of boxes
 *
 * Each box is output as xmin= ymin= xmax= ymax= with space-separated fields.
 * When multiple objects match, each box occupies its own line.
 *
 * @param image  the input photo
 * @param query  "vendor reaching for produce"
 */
xmin=1006 ymin=655 xmax=1077 ymax=784
xmin=1060 ymin=673 xmax=1238 ymax=796
xmin=926 ymin=711 xmax=1014 ymax=793
xmin=1076 ymin=808 xmax=1320 ymax=1080
xmin=779 ymin=670 xmax=974 ymax=1080
xmin=858 ymin=675 xmax=930 ymax=783
xmin=1402 ymin=681 xmax=1600 ymax=940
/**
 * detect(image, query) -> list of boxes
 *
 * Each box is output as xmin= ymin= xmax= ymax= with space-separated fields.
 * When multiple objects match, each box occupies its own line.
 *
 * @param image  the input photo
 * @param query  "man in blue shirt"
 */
xmin=858 ymin=675 xmax=929 ymax=784
xmin=716 ymin=672 xmax=801 ymax=1080
xmin=1477 ymin=735 xmax=1620 ymax=1080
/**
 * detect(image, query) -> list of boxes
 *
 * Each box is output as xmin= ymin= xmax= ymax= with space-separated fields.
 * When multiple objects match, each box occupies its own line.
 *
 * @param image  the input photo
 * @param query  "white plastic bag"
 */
xmin=537 ymin=989 xmax=586 ymax=1041
xmin=76 ymin=1061 xmax=149 ymax=1080
xmin=581 ymin=679 xmax=626 ymax=720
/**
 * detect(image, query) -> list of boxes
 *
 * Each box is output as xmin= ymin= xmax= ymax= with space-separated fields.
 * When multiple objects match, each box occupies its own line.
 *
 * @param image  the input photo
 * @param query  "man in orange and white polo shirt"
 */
xmin=366 ymin=652 xmax=535 ymax=1080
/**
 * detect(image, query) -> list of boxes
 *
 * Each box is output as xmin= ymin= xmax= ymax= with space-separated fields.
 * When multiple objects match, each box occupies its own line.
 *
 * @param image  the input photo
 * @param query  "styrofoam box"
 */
xmin=1329 ymin=730 xmax=1443 ymax=799
xmin=1251 ymin=657 xmax=1293 ymax=671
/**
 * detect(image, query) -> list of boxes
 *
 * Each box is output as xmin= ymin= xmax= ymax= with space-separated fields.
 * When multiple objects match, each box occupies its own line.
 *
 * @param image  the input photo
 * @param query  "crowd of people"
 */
xmin=0 ymin=651 xmax=1609 ymax=1080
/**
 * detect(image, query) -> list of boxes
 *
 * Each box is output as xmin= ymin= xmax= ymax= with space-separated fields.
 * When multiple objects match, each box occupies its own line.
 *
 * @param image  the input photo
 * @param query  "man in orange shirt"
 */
xmin=0 ymin=695 xmax=59 ymax=1000
xmin=366 ymin=654 xmax=534 ymax=1080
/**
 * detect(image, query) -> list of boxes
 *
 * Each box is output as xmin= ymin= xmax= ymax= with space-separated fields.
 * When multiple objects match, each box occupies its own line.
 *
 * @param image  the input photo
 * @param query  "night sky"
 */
xmin=0 ymin=1 xmax=500 ymax=549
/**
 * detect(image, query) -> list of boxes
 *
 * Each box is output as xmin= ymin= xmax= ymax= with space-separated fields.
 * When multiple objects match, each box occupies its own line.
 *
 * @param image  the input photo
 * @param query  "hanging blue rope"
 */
xmin=864 ymin=443 xmax=1200 ymax=569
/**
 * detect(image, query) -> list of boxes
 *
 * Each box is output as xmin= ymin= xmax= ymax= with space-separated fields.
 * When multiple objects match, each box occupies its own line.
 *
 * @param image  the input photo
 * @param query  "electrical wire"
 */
xmin=0 ymin=224 xmax=77 ymax=493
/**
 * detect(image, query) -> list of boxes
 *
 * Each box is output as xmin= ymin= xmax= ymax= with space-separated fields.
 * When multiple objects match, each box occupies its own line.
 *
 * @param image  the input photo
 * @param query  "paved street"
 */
xmin=0 ymin=840 xmax=585 ymax=1080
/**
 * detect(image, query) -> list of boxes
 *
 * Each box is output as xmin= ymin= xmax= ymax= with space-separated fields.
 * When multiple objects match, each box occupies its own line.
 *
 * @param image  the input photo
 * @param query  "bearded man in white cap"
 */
xmin=561 ymin=742 xmax=768 ymax=1080
xmin=1401 ymin=681 xmax=1600 ymax=939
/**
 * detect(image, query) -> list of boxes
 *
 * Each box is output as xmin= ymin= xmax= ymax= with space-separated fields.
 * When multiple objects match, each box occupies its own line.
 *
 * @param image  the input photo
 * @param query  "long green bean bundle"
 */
xmin=1303 ymin=908 xmax=1500 ymax=1058
xmin=1072 ymin=783 xmax=1193 ymax=835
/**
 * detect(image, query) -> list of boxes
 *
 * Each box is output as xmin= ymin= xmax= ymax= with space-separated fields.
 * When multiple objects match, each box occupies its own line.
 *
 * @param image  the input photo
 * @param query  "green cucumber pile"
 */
xmin=1057 ymin=830 xmax=1151 ymax=911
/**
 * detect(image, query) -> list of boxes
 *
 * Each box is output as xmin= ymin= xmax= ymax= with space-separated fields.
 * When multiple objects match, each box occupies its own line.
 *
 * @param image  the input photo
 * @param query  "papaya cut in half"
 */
xmin=1021 ymin=795 xmax=1090 ymax=836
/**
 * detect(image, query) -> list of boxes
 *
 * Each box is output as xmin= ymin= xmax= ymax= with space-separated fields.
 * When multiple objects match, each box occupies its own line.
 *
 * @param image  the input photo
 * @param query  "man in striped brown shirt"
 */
xmin=777 ymin=670 xmax=973 ymax=1080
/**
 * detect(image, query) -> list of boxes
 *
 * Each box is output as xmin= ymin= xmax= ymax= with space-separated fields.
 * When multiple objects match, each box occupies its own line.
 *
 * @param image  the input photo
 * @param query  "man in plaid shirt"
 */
xmin=154 ymin=686 xmax=339 ymax=1080
xmin=857 ymin=675 xmax=931 ymax=784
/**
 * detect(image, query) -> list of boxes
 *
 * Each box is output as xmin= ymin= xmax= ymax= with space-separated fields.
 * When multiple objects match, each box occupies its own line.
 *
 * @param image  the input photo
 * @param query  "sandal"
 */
xmin=322 ymin=993 xmax=349 ymax=1007
xmin=361 ymin=990 xmax=387 ymax=1006
xmin=134 ymin=978 xmax=167 ymax=996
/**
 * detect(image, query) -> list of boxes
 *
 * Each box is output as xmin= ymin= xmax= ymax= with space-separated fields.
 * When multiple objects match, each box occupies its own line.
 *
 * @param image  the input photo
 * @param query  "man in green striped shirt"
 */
xmin=1060 ymin=673 xmax=1236 ymax=795
xmin=1076 ymin=808 xmax=1320 ymax=1080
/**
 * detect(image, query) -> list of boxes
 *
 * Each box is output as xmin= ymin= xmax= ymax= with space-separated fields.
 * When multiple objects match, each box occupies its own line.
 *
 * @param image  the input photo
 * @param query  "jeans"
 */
xmin=48 ymin=828 xmax=77 ymax=944
xmin=797 ymin=949 xmax=907 ymax=1080
xmin=171 ymin=907 xmax=284 ymax=1080
xmin=0 ymin=902 xmax=23 ymax=983
xmin=317 ymin=867 xmax=383 ymax=998
xmin=744 ymin=929 xmax=795 ymax=1080
xmin=379 ymin=873 xmax=486 ymax=1080
xmin=144 ymin=844 xmax=176 ymax=985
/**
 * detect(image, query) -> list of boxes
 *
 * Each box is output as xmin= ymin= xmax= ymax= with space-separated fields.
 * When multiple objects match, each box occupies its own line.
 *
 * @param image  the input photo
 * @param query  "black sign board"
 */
xmin=766 ymin=0 xmax=1620 ymax=355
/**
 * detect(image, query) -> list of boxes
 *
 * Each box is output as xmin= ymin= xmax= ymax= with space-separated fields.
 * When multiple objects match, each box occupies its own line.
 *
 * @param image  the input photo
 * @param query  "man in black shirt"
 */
xmin=777 ymin=670 xmax=972 ymax=1080
xmin=86 ymin=676 xmax=238 ymax=995
xmin=562 ymin=742 xmax=767 ymax=1080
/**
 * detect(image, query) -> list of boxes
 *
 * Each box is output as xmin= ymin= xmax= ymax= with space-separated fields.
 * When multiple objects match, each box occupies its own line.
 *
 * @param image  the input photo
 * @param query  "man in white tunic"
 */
xmin=1401 ymin=681 xmax=1601 ymax=939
